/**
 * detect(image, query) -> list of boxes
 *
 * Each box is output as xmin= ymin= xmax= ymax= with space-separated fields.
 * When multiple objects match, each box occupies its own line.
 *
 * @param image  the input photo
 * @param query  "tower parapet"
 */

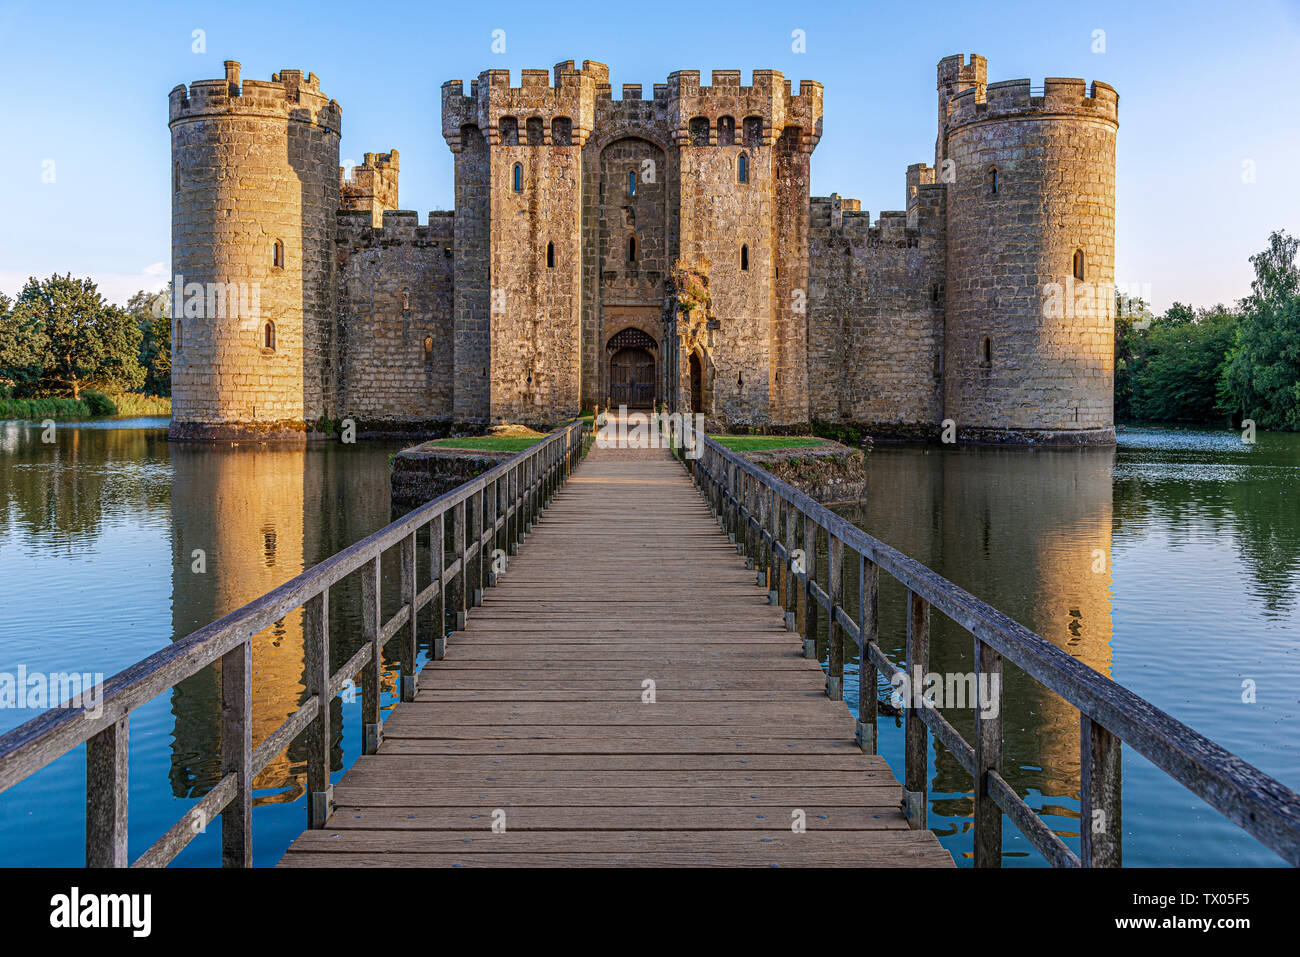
xmin=169 ymin=60 xmax=341 ymax=440
xmin=940 ymin=56 xmax=1119 ymax=443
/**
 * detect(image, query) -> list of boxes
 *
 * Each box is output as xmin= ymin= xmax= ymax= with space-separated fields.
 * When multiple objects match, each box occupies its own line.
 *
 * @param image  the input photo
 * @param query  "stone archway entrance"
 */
xmin=606 ymin=328 xmax=658 ymax=408
xmin=688 ymin=352 xmax=704 ymax=414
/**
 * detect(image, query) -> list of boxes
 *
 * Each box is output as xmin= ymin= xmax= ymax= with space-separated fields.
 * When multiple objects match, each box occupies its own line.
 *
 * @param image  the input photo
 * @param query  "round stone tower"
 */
xmin=940 ymin=57 xmax=1119 ymax=444
xmin=168 ymin=60 xmax=341 ymax=440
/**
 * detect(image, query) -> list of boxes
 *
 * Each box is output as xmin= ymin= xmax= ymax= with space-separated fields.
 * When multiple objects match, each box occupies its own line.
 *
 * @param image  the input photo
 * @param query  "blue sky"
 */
xmin=1 ymin=0 xmax=1297 ymax=312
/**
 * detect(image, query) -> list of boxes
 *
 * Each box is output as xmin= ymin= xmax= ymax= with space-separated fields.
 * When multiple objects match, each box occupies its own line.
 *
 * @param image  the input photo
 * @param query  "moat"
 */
xmin=0 ymin=419 xmax=1296 ymax=866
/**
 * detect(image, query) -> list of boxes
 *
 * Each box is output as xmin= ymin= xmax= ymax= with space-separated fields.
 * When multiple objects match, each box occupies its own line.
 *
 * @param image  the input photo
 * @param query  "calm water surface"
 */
xmin=0 ymin=419 xmax=1296 ymax=866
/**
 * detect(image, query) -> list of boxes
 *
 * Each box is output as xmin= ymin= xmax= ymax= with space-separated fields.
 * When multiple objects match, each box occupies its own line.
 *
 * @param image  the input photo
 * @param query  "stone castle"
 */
xmin=168 ymin=54 xmax=1118 ymax=443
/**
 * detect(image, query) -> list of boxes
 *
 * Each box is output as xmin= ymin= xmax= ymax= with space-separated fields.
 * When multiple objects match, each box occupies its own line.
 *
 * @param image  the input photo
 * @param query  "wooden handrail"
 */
xmin=680 ymin=425 xmax=1300 ymax=867
xmin=0 ymin=420 xmax=588 ymax=867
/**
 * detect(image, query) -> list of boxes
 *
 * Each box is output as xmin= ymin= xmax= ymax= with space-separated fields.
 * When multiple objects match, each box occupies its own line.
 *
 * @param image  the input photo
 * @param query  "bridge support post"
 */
xmin=903 ymin=591 xmax=929 ymax=829
xmin=827 ymin=535 xmax=844 ymax=701
xmin=784 ymin=500 xmax=798 ymax=631
xmin=220 ymin=639 xmax=252 ymax=865
xmin=974 ymin=637 xmax=1003 ymax=865
xmin=471 ymin=488 xmax=484 ymax=608
xmin=453 ymin=500 xmax=467 ymax=631
xmin=802 ymin=514 xmax=819 ymax=661
xmin=85 ymin=716 xmax=129 ymax=867
xmin=360 ymin=556 xmax=384 ymax=755
xmin=305 ymin=589 xmax=333 ymax=828
xmin=856 ymin=555 xmax=879 ymax=754
xmin=1081 ymin=715 xmax=1123 ymax=867
xmin=431 ymin=513 xmax=446 ymax=660
xmin=400 ymin=533 xmax=419 ymax=702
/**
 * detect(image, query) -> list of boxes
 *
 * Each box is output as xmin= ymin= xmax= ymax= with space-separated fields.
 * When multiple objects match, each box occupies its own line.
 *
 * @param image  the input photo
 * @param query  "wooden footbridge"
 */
xmin=2 ymin=417 xmax=1298 ymax=868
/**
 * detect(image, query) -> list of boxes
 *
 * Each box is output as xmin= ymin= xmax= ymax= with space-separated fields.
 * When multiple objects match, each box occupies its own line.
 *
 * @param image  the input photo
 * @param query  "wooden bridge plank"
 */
xmin=279 ymin=443 xmax=952 ymax=868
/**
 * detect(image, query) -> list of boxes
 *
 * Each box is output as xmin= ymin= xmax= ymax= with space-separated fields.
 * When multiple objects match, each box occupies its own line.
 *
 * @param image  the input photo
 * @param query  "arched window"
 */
xmin=546 ymin=241 xmax=555 ymax=268
xmin=689 ymin=117 xmax=710 ymax=146
xmin=551 ymin=117 xmax=572 ymax=146
xmin=273 ymin=239 xmax=285 ymax=269
xmin=401 ymin=288 xmax=410 ymax=313
xmin=1073 ymin=249 xmax=1085 ymax=281
xmin=512 ymin=163 xmax=522 ymax=192
xmin=981 ymin=335 xmax=992 ymax=365
xmin=499 ymin=116 xmax=519 ymax=145
xmin=627 ymin=235 xmax=638 ymax=262
xmin=988 ymin=167 xmax=998 ymax=196
xmin=740 ymin=244 xmax=749 ymax=271
xmin=742 ymin=116 xmax=763 ymax=147
xmin=263 ymin=320 xmax=276 ymax=351
xmin=717 ymin=116 xmax=735 ymax=147
xmin=423 ymin=336 xmax=433 ymax=363
xmin=175 ymin=320 xmax=182 ymax=354
xmin=738 ymin=153 xmax=748 ymax=184
xmin=526 ymin=116 xmax=544 ymax=146
xmin=628 ymin=168 xmax=637 ymax=196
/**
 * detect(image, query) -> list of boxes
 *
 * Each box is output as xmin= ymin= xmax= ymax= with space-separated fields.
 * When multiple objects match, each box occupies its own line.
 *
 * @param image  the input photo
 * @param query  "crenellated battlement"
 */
xmin=337 ymin=208 xmax=455 ymax=247
xmin=947 ymin=76 xmax=1119 ymax=128
xmin=169 ymin=60 xmax=341 ymax=133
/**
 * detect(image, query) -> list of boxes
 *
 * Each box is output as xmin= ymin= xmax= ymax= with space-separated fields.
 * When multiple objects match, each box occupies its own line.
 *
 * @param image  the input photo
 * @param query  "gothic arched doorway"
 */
xmin=606 ymin=328 xmax=658 ymax=408
xmin=689 ymin=352 xmax=704 ymax=414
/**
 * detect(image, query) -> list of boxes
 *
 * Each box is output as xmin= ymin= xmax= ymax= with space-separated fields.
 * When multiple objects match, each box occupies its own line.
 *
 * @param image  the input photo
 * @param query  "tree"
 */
xmin=0 ymin=290 xmax=49 ymax=397
xmin=127 ymin=286 xmax=171 ymax=396
xmin=10 ymin=274 xmax=144 ymax=398
xmin=1220 ymin=231 xmax=1300 ymax=429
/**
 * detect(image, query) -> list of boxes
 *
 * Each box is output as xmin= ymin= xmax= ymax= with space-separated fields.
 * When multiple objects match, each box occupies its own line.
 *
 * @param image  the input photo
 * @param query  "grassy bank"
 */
xmin=710 ymin=435 xmax=829 ymax=453
xmin=0 ymin=392 xmax=171 ymax=421
xmin=423 ymin=435 xmax=544 ymax=452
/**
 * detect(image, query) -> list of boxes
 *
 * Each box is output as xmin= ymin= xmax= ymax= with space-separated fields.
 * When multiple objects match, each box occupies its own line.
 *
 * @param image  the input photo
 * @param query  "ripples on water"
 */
xmin=0 ymin=419 xmax=1296 ymax=866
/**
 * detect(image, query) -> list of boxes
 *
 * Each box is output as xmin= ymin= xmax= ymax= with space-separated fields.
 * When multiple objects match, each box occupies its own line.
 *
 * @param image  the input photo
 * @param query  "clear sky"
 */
xmin=1 ymin=0 xmax=1297 ymax=312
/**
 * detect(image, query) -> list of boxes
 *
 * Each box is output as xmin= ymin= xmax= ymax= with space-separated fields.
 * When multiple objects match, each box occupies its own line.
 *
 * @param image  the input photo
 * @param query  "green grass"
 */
xmin=424 ymin=435 xmax=544 ymax=452
xmin=709 ymin=435 xmax=829 ymax=453
xmin=0 ymin=397 xmax=91 ymax=420
xmin=0 ymin=392 xmax=171 ymax=421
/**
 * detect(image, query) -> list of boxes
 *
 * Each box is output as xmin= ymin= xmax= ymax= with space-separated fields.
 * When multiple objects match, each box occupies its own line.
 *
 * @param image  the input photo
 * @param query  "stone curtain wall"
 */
xmin=169 ymin=61 xmax=340 ymax=439
xmin=336 ymin=210 xmax=455 ymax=426
xmin=942 ymin=77 xmax=1118 ymax=441
xmin=807 ymin=189 xmax=946 ymax=434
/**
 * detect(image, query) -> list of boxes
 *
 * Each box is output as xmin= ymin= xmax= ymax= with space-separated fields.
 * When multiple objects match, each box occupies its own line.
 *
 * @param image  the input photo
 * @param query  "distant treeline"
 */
xmin=1117 ymin=230 xmax=1300 ymax=430
xmin=0 ymin=275 xmax=171 ymax=416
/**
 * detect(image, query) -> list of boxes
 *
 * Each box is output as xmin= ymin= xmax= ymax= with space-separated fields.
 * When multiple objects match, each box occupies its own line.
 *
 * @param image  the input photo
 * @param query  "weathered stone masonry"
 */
xmin=169 ymin=54 xmax=1118 ymax=444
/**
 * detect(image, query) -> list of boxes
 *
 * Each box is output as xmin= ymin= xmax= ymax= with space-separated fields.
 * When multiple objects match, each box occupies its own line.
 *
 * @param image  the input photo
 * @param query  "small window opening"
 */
xmin=1073 ymin=249 xmax=1085 ymax=281
xmin=175 ymin=320 xmax=182 ymax=353
xmin=424 ymin=336 xmax=433 ymax=362
xmin=273 ymin=239 xmax=285 ymax=269
xmin=264 ymin=320 xmax=276 ymax=351
xmin=627 ymin=235 xmax=637 ymax=262
xmin=547 ymin=241 xmax=555 ymax=268
xmin=740 ymin=245 xmax=749 ymax=271
xmin=988 ymin=167 xmax=998 ymax=196
xmin=401 ymin=288 xmax=410 ymax=313
xmin=512 ymin=163 xmax=523 ymax=192
xmin=981 ymin=335 xmax=992 ymax=365
xmin=628 ymin=169 xmax=637 ymax=196
xmin=738 ymin=153 xmax=748 ymax=183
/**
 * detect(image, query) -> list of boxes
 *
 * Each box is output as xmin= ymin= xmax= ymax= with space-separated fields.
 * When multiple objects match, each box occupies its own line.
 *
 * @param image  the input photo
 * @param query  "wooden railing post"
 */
xmin=764 ymin=488 xmax=779 ymax=604
xmin=85 ymin=716 xmax=129 ymax=867
xmin=360 ymin=555 xmax=383 ymax=755
xmin=903 ymin=591 xmax=929 ymax=829
xmin=507 ymin=465 xmax=519 ymax=556
xmin=783 ymin=499 xmax=798 ymax=632
xmin=400 ymin=532 xmax=418 ymax=702
xmin=827 ymin=534 xmax=844 ymax=700
xmin=304 ymin=589 xmax=332 ymax=828
xmin=802 ymin=514 xmax=819 ymax=660
xmin=856 ymin=554 xmax=878 ymax=753
xmin=974 ymin=637 xmax=1003 ymax=866
xmin=470 ymin=488 xmax=484 ymax=607
xmin=487 ymin=477 xmax=501 ymax=588
xmin=220 ymin=638 xmax=252 ymax=865
xmin=431 ymin=513 xmax=446 ymax=660
xmin=1081 ymin=715 xmax=1123 ymax=867
xmin=453 ymin=500 xmax=467 ymax=630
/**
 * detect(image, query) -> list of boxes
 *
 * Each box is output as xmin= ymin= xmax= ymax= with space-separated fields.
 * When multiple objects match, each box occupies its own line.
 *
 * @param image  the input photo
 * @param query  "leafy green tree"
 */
xmin=127 ymin=286 xmax=171 ymax=396
xmin=1220 ymin=230 xmax=1300 ymax=429
xmin=1113 ymin=292 xmax=1154 ymax=421
xmin=11 ymin=274 xmax=144 ymax=398
xmin=0 ymin=289 xmax=49 ymax=397
xmin=1130 ymin=306 xmax=1238 ymax=423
